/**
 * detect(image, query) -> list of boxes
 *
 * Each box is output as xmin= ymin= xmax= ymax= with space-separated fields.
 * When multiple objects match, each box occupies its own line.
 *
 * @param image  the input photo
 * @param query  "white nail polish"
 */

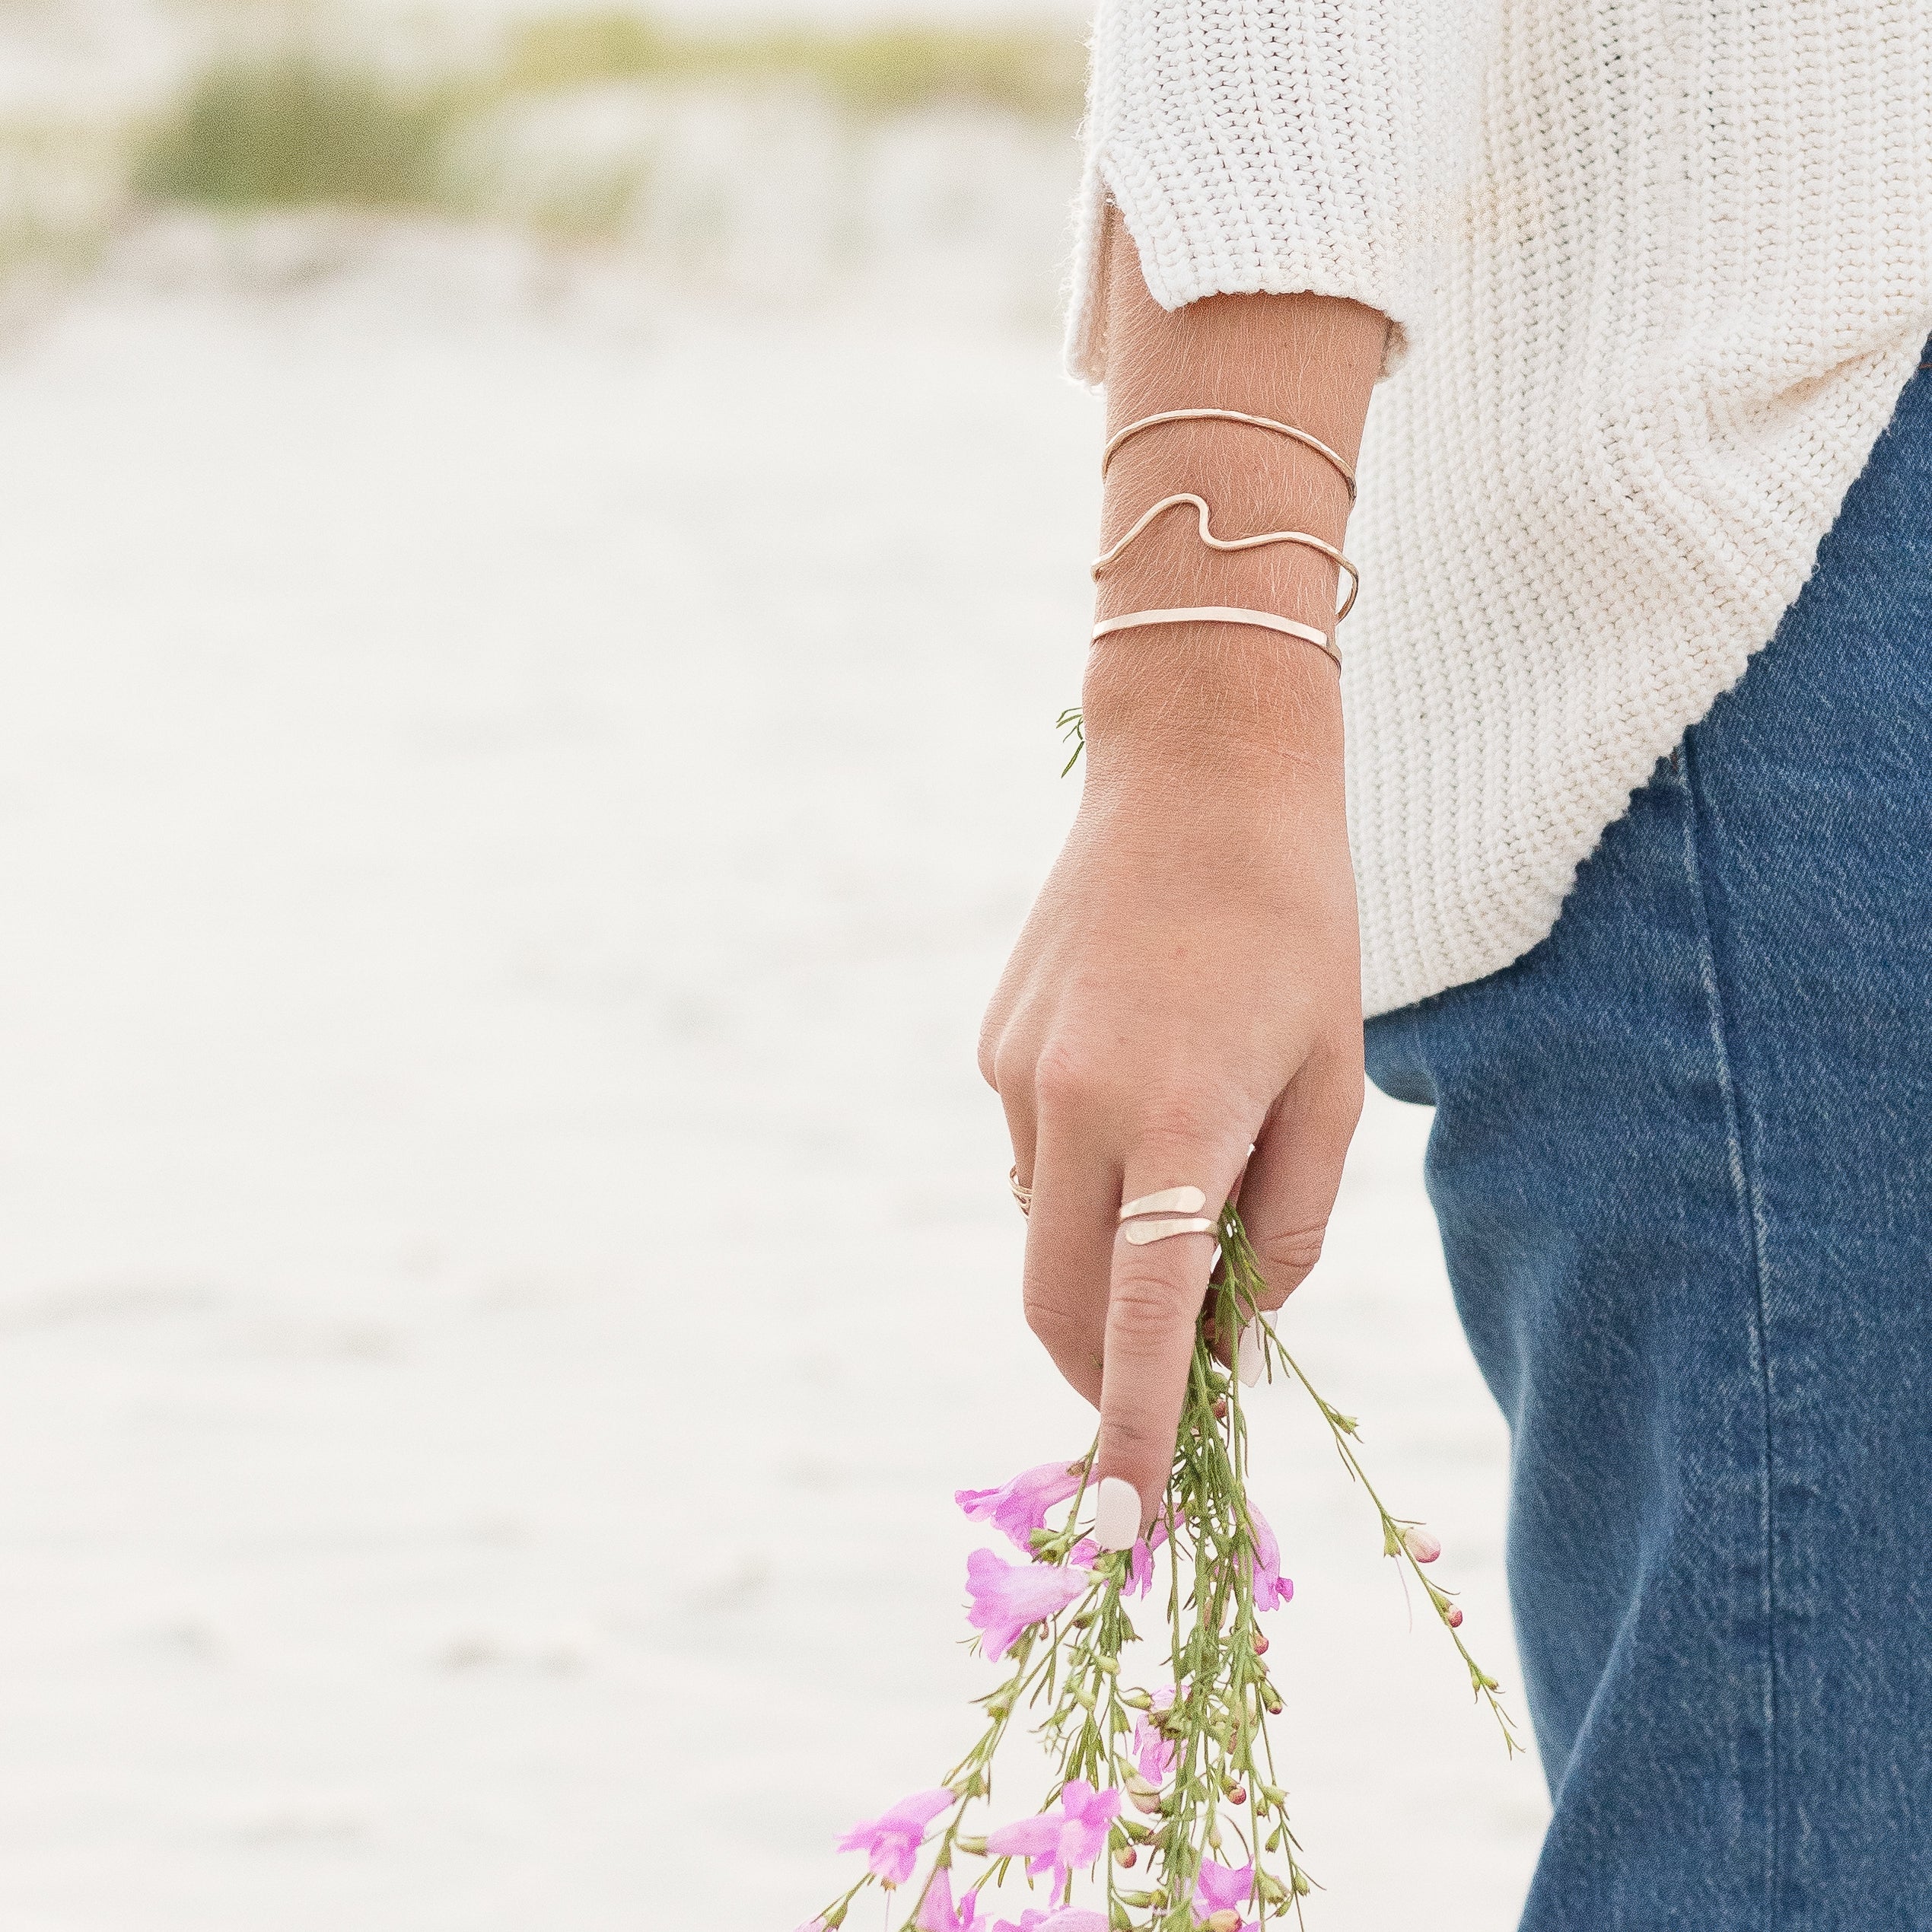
xmin=1092 ymin=1476 xmax=1141 ymax=1552
xmin=1237 ymin=1325 xmax=1265 ymax=1387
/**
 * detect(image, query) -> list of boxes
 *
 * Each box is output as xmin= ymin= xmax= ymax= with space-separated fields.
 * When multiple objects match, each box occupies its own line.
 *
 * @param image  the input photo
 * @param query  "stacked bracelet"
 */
xmin=1090 ymin=493 xmax=1358 ymax=622
xmin=1090 ymin=409 xmax=1359 ymax=669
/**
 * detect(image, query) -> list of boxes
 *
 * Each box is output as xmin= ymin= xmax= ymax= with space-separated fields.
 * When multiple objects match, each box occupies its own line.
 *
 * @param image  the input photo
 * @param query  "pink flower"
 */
xmin=985 ymin=1780 xmax=1122 ymax=1896
xmin=1067 ymin=1533 xmax=1157 ymax=1599
xmin=992 ymin=1914 xmax=1108 ymax=1932
xmin=915 ymin=1867 xmax=983 ymax=1932
xmin=1248 ymin=1504 xmax=1294 ymax=1612
xmin=992 ymin=1911 xmax=1109 ymax=1932
xmin=836 ymin=1787 xmax=956 ymax=1884
xmin=1132 ymin=1696 xmax=1175 ymax=1784
xmin=1193 ymin=1857 xmax=1256 ymax=1923
xmin=1068 ymin=1513 xmax=1167 ymax=1599
xmin=1403 ymin=1526 xmax=1442 ymax=1564
xmin=966 ymin=1548 xmax=1092 ymax=1661
xmin=956 ymin=1462 xmax=1087 ymax=1555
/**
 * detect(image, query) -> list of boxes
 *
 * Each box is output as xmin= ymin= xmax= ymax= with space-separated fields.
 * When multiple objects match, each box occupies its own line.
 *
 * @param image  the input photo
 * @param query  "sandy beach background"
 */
xmin=0 ymin=3 xmax=1548 ymax=1923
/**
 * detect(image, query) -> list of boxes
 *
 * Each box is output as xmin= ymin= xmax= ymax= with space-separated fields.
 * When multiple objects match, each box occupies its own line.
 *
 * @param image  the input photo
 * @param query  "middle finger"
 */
xmin=1021 ymin=1112 xmax=1119 ymax=1408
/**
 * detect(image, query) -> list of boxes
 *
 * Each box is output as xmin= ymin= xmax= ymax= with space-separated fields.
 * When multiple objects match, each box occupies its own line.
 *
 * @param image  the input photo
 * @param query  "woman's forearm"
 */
xmin=1084 ymin=207 xmax=1388 ymax=780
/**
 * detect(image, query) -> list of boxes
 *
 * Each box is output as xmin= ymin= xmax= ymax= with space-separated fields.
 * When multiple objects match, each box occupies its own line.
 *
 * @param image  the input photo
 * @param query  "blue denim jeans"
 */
xmin=1365 ymin=349 xmax=1932 ymax=1930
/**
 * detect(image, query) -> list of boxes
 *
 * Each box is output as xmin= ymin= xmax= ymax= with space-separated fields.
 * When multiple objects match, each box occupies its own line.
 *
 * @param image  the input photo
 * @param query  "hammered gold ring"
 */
xmin=1009 ymin=1166 xmax=1033 ymax=1217
xmin=1118 ymin=1184 xmax=1218 ymax=1246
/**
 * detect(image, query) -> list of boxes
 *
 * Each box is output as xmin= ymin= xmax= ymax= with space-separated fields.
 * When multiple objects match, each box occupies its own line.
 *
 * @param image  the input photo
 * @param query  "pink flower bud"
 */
xmin=1402 ymin=1527 xmax=1441 ymax=1564
xmin=1445 ymin=1605 xmax=1464 ymax=1628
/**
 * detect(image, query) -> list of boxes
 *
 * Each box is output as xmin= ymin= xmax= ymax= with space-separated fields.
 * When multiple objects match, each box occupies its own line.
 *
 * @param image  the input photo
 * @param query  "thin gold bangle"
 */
xmin=1090 ymin=494 xmax=1359 ymax=623
xmin=1101 ymin=409 xmax=1357 ymax=503
xmin=1090 ymin=607 xmax=1339 ymax=668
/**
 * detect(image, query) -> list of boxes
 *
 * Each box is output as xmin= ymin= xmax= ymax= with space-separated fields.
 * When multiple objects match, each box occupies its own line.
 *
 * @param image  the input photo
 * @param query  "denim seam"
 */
xmin=1676 ymin=734 xmax=1781 ymax=1930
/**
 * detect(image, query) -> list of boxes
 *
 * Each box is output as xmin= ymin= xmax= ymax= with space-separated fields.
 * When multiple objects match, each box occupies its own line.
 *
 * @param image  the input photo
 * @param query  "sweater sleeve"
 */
xmin=1064 ymin=0 xmax=1500 ymax=385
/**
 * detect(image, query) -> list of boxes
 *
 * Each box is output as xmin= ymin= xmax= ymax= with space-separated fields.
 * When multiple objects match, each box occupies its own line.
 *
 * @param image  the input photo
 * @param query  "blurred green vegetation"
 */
xmin=0 ymin=119 xmax=128 ymax=306
xmin=122 ymin=17 xmax=1085 ymax=222
xmin=501 ymin=14 xmax=1087 ymax=120
xmin=137 ymin=58 xmax=451 ymax=209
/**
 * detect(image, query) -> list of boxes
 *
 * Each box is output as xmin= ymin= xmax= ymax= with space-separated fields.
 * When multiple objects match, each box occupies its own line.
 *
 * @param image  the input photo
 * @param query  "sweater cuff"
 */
xmin=1062 ymin=0 xmax=1497 ymax=387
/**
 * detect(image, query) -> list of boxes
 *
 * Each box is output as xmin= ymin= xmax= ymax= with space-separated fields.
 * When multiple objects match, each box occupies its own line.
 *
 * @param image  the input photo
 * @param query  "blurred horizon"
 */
xmin=2 ymin=0 xmax=1091 ymax=347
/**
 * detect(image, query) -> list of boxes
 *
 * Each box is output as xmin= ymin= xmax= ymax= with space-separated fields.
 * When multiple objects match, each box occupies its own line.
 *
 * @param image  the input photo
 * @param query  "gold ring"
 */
xmin=1119 ymin=1186 xmax=1208 ymax=1222
xmin=1122 ymin=1216 xmax=1218 ymax=1246
xmin=1009 ymin=1166 xmax=1033 ymax=1217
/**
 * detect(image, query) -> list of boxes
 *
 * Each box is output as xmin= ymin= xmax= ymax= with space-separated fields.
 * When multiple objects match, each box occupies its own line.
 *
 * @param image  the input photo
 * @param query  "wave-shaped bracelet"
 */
xmin=1100 ymin=408 xmax=1356 ymax=504
xmin=1090 ymin=493 xmax=1360 ymax=622
xmin=1090 ymin=607 xmax=1340 ymax=669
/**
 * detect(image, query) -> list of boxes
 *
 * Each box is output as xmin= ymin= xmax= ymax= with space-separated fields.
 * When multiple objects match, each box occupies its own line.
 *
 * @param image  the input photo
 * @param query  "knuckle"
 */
xmin=1329 ymin=1065 xmax=1367 ymax=1135
xmin=1310 ymin=1050 xmax=1366 ymax=1136
xmin=990 ymin=1029 xmax=1050 ymax=1109
xmin=1133 ymin=1083 xmax=1226 ymax=1152
xmin=1022 ymin=1282 xmax=1083 ymax=1348
xmin=988 ymin=1040 xmax=1023 ymax=1096
xmin=1106 ymin=1266 xmax=1198 ymax=1344
xmin=1032 ymin=1041 xmax=1099 ymax=1117
xmin=1257 ymin=1223 xmax=1328 ymax=1288
xmin=1099 ymin=1410 xmax=1169 ymax=1467
xmin=976 ymin=1030 xmax=999 ymax=1091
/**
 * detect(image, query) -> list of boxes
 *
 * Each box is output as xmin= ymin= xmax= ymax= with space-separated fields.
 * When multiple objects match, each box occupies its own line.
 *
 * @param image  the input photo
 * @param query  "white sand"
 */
xmin=0 ymin=240 xmax=1545 ymax=1928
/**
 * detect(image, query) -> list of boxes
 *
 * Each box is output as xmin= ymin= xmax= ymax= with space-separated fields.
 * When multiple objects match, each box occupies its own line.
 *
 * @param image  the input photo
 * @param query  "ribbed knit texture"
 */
xmin=1068 ymin=0 xmax=1932 ymax=1017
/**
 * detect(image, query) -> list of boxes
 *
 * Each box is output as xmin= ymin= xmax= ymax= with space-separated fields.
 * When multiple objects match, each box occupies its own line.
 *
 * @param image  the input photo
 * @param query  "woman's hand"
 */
xmin=979 ymin=630 xmax=1363 ymax=1539
xmin=979 ymin=214 xmax=1387 ymax=1542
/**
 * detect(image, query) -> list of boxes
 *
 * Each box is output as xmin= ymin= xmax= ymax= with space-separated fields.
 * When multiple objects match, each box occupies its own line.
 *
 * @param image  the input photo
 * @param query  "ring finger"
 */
xmin=1020 ymin=1114 xmax=1119 ymax=1408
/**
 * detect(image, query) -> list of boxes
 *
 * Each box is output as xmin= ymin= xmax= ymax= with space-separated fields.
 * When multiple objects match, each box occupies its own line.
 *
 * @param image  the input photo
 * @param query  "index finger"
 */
xmin=1090 ymin=1132 xmax=1253 ymax=1548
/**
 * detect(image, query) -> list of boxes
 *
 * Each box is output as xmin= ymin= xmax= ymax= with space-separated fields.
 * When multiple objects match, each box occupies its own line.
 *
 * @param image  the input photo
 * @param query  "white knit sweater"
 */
xmin=1067 ymin=0 xmax=1932 ymax=1017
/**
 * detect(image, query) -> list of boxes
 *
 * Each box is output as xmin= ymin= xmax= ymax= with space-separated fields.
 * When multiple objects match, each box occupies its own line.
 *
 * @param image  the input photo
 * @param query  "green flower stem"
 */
xmin=1216 ymin=1211 xmax=1525 ymax=1757
xmin=803 ymin=1208 xmax=1519 ymax=1932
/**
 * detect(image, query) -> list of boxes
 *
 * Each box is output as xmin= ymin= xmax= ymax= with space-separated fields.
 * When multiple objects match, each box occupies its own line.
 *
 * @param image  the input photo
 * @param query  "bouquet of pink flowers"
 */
xmin=799 ymin=1211 xmax=1519 ymax=1932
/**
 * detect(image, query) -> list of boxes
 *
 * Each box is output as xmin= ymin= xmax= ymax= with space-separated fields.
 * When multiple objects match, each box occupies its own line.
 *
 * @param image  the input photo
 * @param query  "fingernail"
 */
xmin=1093 ymin=1476 xmax=1141 ymax=1552
xmin=1237 ymin=1325 xmax=1265 ymax=1387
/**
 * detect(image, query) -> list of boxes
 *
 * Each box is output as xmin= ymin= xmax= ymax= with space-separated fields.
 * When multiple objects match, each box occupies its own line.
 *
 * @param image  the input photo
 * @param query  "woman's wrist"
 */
xmin=1081 ymin=624 xmax=1346 ymax=797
